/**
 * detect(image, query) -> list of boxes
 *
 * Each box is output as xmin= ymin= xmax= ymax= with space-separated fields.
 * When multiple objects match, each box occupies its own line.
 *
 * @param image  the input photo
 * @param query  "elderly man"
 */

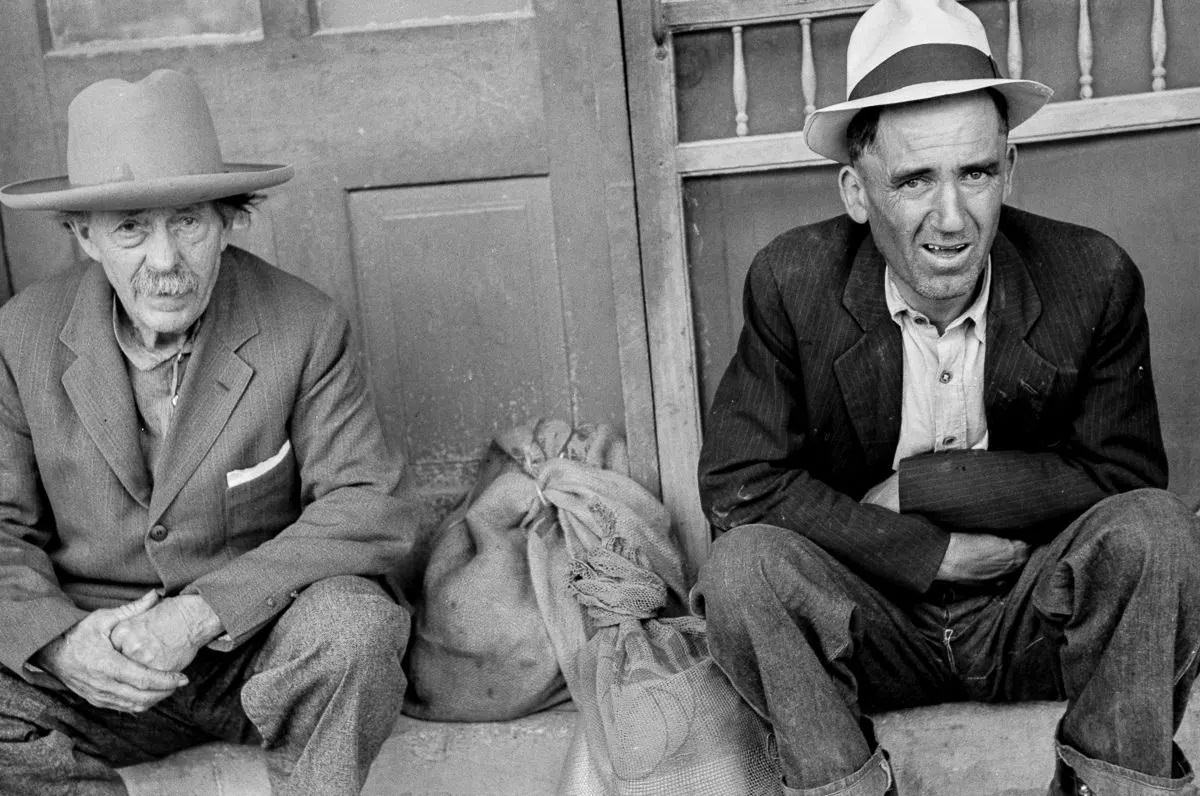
xmin=693 ymin=1 xmax=1200 ymax=794
xmin=0 ymin=70 xmax=412 ymax=794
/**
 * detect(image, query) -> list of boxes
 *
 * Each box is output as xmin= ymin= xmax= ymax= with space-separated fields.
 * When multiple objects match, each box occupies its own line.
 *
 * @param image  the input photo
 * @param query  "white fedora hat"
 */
xmin=803 ymin=0 xmax=1052 ymax=164
xmin=0 ymin=69 xmax=292 ymax=212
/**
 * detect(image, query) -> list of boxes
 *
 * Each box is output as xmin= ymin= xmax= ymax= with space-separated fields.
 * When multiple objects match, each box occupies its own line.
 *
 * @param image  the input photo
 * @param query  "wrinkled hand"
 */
xmin=109 ymin=594 xmax=222 ymax=673
xmin=32 ymin=591 xmax=188 ymax=712
xmin=860 ymin=472 xmax=900 ymax=513
xmin=936 ymin=532 xmax=1031 ymax=583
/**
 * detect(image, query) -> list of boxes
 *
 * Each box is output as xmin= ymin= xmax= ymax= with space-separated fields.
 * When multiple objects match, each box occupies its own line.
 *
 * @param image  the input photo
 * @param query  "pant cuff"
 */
xmin=1057 ymin=741 xmax=1195 ymax=795
xmin=782 ymin=747 xmax=893 ymax=796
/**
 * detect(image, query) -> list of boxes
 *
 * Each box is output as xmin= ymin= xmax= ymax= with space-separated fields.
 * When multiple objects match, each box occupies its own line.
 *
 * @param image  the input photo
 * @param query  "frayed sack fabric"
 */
xmin=404 ymin=418 xmax=777 ymax=793
xmin=559 ymin=537 xmax=782 ymax=795
xmin=403 ymin=420 xmax=654 ymax=721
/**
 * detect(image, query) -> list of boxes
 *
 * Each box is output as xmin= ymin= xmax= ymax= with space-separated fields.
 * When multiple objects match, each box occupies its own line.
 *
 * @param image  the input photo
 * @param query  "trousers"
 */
xmin=0 ymin=575 xmax=410 ymax=796
xmin=695 ymin=489 xmax=1200 ymax=795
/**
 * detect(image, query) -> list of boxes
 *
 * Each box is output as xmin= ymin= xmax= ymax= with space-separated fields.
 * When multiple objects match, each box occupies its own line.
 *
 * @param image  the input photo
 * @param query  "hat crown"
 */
xmin=66 ymin=69 xmax=224 ymax=187
xmin=847 ymin=0 xmax=993 ymax=96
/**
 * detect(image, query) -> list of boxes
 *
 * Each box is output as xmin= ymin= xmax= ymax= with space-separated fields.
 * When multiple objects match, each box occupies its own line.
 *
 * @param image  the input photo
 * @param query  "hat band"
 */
xmin=849 ymin=43 xmax=1002 ymax=101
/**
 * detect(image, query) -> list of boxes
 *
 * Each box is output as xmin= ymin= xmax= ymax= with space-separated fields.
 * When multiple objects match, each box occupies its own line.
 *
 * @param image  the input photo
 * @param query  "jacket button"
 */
xmin=148 ymin=525 xmax=168 ymax=542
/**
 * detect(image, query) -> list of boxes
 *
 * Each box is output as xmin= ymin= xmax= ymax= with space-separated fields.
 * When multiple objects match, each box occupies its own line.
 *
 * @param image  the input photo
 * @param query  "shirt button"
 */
xmin=939 ymin=371 xmax=953 ymax=384
xmin=266 ymin=597 xmax=277 ymax=608
xmin=148 ymin=525 xmax=168 ymax=542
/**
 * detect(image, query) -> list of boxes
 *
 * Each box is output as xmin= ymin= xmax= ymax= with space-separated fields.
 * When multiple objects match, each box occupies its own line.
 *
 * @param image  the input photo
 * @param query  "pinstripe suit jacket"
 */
xmin=0 ymin=247 xmax=412 ymax=675
xmin=698 ymin=206 xmax=1166 ymax=594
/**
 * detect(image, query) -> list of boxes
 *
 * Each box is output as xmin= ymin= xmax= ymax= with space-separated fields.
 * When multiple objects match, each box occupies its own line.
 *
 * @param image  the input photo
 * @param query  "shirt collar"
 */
xmin=111 ymin=296 xmax=199 ymax=372
xmin=884 ymin=257 xmax=991 ymax=340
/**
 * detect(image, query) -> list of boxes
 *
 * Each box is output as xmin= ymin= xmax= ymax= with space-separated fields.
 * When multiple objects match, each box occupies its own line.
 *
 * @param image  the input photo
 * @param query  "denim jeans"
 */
xmin=695 ymin=489 xmax=1200 ymax=795
xmin=0 ymin=575 xmax=410 ymax=796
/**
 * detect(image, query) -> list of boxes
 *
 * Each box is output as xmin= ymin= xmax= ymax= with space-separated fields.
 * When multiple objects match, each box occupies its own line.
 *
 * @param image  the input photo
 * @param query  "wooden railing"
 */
xmin=660 ymin=0 xmax=1200 ymax=176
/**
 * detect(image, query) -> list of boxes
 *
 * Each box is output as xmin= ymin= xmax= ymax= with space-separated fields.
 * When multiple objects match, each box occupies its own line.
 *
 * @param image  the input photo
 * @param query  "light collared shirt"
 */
xmin=885 ymin=261 xmax=991 ymax=470
xmin=112 ymin=299 xmax=197 ymax=477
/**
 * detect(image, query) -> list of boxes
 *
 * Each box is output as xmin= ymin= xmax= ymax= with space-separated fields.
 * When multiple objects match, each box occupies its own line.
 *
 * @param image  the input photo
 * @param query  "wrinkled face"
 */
xmin=72 ymin=202 xmax=228 ymax=347
xmin=839 ymin=92 xmax=1015 ymax=324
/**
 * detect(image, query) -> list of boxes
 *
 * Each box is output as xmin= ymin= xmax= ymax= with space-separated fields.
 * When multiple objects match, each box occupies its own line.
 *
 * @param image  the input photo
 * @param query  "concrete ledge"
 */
xmin=121 ymin=699 xmax=1200 ymax=794
xmin=363 ymin=710 xmax=577 ymax=795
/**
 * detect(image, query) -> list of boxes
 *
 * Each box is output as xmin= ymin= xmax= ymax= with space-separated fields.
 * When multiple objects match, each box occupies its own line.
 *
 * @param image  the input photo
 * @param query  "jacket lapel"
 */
xmin=984 ymin=230 xmax=1057 ymax=437
xmin=149 ymin=255 xmax=257 ymax=524
xmin=833 ymin=236 xmax=904 ymax=468
xmin=60 ymin=265 xmax=152 ymax=507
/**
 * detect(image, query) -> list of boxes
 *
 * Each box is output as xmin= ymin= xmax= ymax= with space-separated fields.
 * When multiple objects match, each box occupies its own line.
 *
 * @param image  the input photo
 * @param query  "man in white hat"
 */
xmin=0 ymin=70 xmax=412 ymax=794
xmin=694 ymin=1 xmax=1200 ymax=794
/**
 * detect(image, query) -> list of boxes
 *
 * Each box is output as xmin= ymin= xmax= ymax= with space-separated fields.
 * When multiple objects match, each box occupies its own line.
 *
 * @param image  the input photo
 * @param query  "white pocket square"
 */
xmin=226 ymin=440 xmax=291 ymax=488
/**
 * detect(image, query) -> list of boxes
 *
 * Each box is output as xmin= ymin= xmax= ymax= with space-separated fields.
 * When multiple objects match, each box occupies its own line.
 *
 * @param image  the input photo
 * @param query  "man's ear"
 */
xmin=68 ymin=219 xmax=102 ymax=262
xmin=838 ymin=164 xmax=871 ymax=224
xmin=225 ymin=207 xmax=252 ymax=232
xmin=1002 ymin=143 xmax=1018 ymax=201
xmin=218 ymin=207 xmax=250 ymax=253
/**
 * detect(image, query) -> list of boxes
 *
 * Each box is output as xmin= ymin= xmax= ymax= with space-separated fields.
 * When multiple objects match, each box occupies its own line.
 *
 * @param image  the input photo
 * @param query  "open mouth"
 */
xmin=922 ymin=243 xmax=969 ymax=256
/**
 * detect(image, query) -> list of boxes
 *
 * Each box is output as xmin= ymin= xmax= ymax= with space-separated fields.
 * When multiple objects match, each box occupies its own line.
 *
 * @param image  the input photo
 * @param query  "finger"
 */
xmin=107 ymin=653 xmax=188 ymax=691
xmin=97 ymin=591 xmax=161 ymax=633
xmin=109 ymin=623 xmax=131 ymax=650
xmin=87 ymin=684 xmax=180 ymax=713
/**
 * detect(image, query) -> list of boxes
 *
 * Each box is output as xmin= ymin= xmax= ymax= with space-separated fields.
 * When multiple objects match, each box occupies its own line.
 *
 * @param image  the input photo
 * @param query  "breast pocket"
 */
xmin=224 ymin=441 xmax=301 ymax=552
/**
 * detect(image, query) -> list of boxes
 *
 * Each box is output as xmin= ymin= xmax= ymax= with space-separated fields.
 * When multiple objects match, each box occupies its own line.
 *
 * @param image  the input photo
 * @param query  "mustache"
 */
xmin=130 ymin=264 xmax=201 ymax=298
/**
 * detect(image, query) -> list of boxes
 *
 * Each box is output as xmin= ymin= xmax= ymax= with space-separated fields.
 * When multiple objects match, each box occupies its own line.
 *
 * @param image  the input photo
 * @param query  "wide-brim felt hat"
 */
xmin=803 ymin=0 xmax=1053 ymax=164
xmin=0 ymin=69 xmax=292 ymax=211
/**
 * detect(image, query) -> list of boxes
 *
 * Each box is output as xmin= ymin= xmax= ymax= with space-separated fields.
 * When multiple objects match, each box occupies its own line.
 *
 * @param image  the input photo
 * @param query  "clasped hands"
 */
xmin=861 ymin=472 xmax=1030 ymax=583
xmin=32 ymin=591 xmax=222 ymax=714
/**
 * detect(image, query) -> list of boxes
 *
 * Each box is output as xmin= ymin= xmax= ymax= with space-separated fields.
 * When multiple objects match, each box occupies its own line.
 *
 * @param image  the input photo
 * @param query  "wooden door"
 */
xmin=0 ymin=0 xmax=655 ymax=544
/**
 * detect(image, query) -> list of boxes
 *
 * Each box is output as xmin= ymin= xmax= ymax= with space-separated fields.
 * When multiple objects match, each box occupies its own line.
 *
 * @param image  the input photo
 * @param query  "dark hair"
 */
xmin=845 ymin=88 xmax=1010 ymax=164
xmin=57 ymin=192 xmax=264 ymax=231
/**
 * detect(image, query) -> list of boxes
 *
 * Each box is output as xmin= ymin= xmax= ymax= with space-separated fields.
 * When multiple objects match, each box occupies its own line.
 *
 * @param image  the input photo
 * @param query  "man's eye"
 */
xmin=171 ymin=215 xmax=208 ymax=239
xmin=964 ymin=170 xmax=988 ymax=182
xmin=900 ymin=178 xmax=924 ymax=190
xmin=116 ymin=221 xmax=140 ymax=233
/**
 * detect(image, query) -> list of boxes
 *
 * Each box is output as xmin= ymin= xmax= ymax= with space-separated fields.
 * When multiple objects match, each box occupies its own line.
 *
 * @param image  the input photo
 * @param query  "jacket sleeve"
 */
xmin=898 ymin=244 xmax=1165 ymax=541
xmin=699 ymin=252 xmax=950 ymax=594
xmin=0 ymin=349 xmax=89 ymax=676
xmin=184 ymin=304 xmax=414 ymax=645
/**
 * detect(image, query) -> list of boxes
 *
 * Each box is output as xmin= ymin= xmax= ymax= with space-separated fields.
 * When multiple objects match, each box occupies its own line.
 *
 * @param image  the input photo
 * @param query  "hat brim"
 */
xmin=803 ymin=78 xmax=1053 ymax=164
xmin=0 ymin=163 xmax=294 ymax=211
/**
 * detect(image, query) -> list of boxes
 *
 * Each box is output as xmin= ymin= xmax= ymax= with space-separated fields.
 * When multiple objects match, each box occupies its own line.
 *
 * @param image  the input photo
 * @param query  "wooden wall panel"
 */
xmin=348 ymin=177 xmax=571 ymax=495
xmin=685 ymin=165 xmax=841 ymax=409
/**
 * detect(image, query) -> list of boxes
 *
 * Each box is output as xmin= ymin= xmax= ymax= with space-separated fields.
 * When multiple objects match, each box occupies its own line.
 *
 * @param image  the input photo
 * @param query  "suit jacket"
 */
xmin=698 ymin=206 xmax=1166 ymax=594
xmin=0 ymin=247 xmax=413 ymax=674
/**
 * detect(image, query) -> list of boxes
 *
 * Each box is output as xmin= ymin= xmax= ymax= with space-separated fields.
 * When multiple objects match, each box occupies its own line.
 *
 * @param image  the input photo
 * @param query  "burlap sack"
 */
xmin=559 ymin=537 xmax=782 ymax=795
xmin=402 ymin=420 xmax=637 ymax=721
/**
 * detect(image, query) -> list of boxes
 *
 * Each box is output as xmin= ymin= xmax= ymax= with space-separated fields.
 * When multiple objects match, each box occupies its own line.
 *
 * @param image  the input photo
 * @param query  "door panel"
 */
xmin=0 ymin=0 xmax=655 ymax=535
xmin=348 ymin=177 xmax=571 ymax=473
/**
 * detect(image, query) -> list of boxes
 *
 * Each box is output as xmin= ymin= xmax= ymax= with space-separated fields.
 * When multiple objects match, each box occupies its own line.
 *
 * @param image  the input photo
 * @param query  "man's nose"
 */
xmin=931 ymin=183 xmax=967 ymax=233
xmin=143 ymin=225 xmax=180 ymax=271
